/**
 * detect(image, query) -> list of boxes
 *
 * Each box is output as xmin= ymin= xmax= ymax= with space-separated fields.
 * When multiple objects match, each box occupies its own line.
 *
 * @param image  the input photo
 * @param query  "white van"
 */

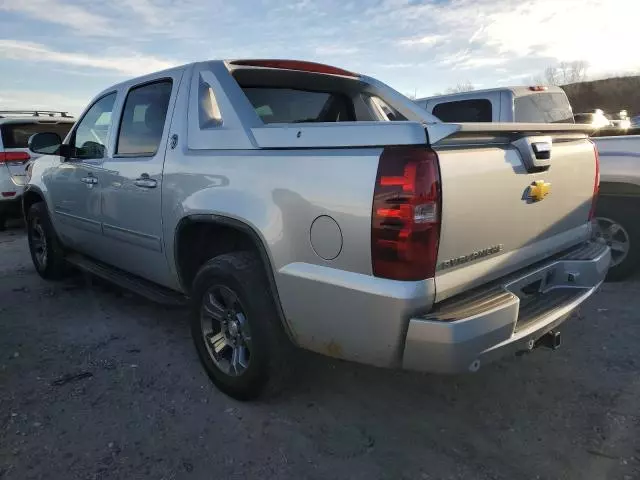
xmin=415 ymin=86 xmax=575 ymax=124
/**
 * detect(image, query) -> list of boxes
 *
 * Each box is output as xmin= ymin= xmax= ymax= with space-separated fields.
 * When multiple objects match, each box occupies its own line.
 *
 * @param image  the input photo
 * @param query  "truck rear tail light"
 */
xmin=588 ymin=140 xmax=600 ymax=221
xmin=372 ymin=146 xmax=441 ymax=281
xmin=0 ymin=152 xmax=30 ymax=164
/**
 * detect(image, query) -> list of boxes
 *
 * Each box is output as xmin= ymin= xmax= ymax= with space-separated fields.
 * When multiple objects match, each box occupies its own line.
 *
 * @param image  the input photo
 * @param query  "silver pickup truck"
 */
xmin=24 ymin=60 xmax=609 ymax=400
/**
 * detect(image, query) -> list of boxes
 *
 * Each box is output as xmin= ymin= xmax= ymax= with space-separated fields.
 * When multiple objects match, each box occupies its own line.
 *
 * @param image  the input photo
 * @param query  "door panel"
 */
xmin=45 ymin=93 xmax=117 ymax=256
xmin=99 ymin=75 xmax=183 ymax=288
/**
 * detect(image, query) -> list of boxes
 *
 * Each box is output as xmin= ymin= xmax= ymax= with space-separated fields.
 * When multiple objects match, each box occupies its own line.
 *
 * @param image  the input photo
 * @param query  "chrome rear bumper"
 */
xmin=402 ymin=242 xmax=611 ymax=373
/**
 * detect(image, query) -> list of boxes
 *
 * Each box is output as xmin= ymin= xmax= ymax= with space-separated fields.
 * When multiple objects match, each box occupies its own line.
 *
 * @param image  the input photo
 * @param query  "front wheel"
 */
xmin=26 ymin=202 xmax=66 ymax=280
xmin=190 ymin=252 xmax=294 ymax=401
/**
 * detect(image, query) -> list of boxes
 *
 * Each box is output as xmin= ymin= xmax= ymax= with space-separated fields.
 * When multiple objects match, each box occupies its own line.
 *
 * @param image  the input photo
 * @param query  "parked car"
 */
xmin=574 ymin=112 xmax=612 ymax=129
xmin=416 ymin=90 xmax=638 ymax=280
xmin=0 ymin=111 xmax=74 ymax=230
xmin=415 ymin=86 xmax=575 ymax=124
xmin=591 ymin=135 xmax=640 ymax=280
xmin=25 ymin=60 xmax=608 ymax=400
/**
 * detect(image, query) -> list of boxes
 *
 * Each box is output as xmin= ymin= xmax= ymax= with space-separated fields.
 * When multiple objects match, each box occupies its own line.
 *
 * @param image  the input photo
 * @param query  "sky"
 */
xmin=0 ymin=0 xmax=638 ymax=115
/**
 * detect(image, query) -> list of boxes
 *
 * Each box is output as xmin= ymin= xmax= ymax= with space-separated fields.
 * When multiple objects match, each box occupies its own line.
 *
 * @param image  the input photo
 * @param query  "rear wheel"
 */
xmin=0 ymin=214 xmax=5 ymax=232
xmin=27 ymin=202 xmax=66 ymax=280
xmin=594 ymin=198 xmax=640 ymax=281
xmin=190 ymin=252 xmax=294 ymax=400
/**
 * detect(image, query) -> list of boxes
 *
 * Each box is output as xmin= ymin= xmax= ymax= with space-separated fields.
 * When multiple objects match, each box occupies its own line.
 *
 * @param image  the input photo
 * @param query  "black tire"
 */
xmin=190 ymin=252 xmax=295 ymax=401
xmin=0 ymin=214 xmax=5 ymax=232
xmin=26 ymin=202 xmax=67 ymax=280
xmin=595 ymin=197 xmax=640 ymax=281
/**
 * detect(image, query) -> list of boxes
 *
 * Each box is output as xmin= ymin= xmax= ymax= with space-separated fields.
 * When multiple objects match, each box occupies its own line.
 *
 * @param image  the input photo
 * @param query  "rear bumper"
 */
xmin=402 ymin=242 xmax=611 ymax=373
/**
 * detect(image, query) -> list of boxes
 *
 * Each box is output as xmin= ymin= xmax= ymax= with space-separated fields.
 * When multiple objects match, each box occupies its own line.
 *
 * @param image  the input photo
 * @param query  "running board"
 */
xmin=65 ymin=253 xmax=188 ymax=307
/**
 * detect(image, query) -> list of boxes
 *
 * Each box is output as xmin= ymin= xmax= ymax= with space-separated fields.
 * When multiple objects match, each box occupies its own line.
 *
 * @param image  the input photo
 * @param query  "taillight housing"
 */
xmin=0 ymin=152 xmax=31 ymax=164
xmin=588 ymin=140 xmax=600 ymax=221
xmin=371 ymin=146 xmax=441 ymax=281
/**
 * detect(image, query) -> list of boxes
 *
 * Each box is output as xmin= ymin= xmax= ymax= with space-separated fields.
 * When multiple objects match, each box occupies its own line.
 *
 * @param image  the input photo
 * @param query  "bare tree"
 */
xmin=445 ymin=80 xmax=475 ymax=93
xmin=537 ymin=61 xmax=589 ymax=86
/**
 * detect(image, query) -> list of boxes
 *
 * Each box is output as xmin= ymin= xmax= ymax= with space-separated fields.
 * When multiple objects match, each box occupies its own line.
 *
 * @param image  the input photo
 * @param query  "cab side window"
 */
xmin=72 ymin=93 xmax=116 ymax=160
xmin=116 ymin=80 xmax=173 ymax=156
xmin=432 ymin=99 xmax=492 ymax=123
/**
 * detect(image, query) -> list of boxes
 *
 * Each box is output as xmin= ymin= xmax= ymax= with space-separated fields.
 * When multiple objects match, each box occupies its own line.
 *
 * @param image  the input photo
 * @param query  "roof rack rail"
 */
xmin=0 ymin=110 xmax=73 ymax=118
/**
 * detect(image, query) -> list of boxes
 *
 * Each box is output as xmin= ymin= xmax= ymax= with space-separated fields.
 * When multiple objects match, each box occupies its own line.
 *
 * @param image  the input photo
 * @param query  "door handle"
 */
xmin=80 ymin=175 xmax=98 ymax=185
xmin=133 ymin=174 xmax=157 ymax=189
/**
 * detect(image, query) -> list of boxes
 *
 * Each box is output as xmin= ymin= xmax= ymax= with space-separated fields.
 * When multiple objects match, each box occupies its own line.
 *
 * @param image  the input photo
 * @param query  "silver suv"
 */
xmin=0 ymin=111 xmax=74 ymax=230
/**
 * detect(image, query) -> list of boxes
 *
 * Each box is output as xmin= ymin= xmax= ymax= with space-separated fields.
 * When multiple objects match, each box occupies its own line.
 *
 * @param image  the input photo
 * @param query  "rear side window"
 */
xmin=432 ymin=99 xmax=492 ymax=122
xmin=242 ymin=88 xmax=355 ymax=124
xmin=1 ymin=122 xmax=73 ymax=149
xmin=514 ymin=93 xmax=574 ymax=123
xmin=117 ymin=80 xmax=173 ymax=155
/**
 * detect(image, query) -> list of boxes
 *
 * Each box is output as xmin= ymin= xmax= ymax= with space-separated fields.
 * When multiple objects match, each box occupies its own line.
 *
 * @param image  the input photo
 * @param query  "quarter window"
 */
xmin=116 ymin=80 xmax=172 ymax=155
xmin=72 ymin=93 xmax=116 ymax=159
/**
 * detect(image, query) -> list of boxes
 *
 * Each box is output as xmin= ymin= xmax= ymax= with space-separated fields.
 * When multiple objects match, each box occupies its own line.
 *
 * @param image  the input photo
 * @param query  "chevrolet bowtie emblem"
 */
xmin=528 ymin=180 xmax=551 ymax=202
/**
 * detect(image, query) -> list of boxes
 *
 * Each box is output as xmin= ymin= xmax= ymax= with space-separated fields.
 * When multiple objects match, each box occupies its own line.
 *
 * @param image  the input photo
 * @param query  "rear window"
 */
xmin=432 ymin=99 xmax=492 ymax=122
xmin=242 ymin=88 xmax=355 ymax=124
xmin=1 ymin=122 xmax=73 ymax=149
xmin=514 ymin=93 xmax=574 ymax=123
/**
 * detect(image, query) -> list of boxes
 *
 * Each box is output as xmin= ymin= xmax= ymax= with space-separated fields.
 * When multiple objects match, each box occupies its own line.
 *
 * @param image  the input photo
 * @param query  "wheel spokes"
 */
xmin=610 ymin=240 xmax=629 ymax=254
xmin=217 ymin=286 xmax=237 ymax=309
xmin=230 ymin=345 xmax=249 ymax=375
xmin=210 ymin=332 xmax=228 ymax=354
xmin=202 ymin=293 xmax=225 ymax=321
xmin=607 ymin=223 xmax=622 ymax=236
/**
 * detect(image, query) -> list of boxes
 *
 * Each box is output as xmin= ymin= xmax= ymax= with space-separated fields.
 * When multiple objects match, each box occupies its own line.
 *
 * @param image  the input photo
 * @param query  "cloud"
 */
xmin=0 ymin=0 xmax=113 ymax=36
xmin=0 ymin=40 xmax=178 ymax=76
xmin=0 ymin=88 xmax=88 ymax=115
xmin=397 ymin=34 xmax=442 ymax=48
xmin=315 ymin=45 xmax=359 ymax=56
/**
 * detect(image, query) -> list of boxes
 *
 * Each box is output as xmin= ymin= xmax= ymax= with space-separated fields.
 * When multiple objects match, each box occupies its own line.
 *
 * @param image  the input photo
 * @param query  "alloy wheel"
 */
xmin=200 ymin=285 xmax=252 ymax=377
xmin=594 ymin=217 xmax=630 ymax=267
xmin=30 ymin=217 xmax=48 ymax=268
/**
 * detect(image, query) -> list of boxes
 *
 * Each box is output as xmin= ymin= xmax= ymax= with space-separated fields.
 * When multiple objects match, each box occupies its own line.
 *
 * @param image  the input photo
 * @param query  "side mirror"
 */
xmin=28 ymin=132 xmax=63 ymax=155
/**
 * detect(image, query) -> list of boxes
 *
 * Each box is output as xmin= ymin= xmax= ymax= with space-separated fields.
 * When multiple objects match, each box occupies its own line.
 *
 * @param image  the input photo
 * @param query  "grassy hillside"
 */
xmin=562 ymin=76 xmax=640 ymax=115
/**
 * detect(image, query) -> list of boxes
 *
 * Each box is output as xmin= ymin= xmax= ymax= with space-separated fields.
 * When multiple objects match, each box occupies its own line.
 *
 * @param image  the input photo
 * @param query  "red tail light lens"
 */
xmin=0 ymin=152 xmax=31 ymax=164
xmin=372 ymin=146 xmax=441 ymax=281
xmin=588 ymin=140 xmax=600 ymax=221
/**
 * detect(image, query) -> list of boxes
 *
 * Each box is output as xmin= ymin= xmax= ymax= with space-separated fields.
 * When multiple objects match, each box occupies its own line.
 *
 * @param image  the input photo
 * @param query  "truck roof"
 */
xmin=416 ymin=85 xmax=566 ymax=103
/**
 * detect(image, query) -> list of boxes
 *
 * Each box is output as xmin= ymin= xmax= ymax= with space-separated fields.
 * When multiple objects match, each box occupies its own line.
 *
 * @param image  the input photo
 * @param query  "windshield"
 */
xmin=0 ymin=122 xmax=73 ymax=149
xmin=514 ymin=92 xmax=574 ymax=123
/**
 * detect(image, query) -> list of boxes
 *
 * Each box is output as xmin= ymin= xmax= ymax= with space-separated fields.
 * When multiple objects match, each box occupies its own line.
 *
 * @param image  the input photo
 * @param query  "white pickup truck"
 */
xmin=417 ymin=86 xmax=638 ymax=280
xmin=25 ymin=60 xmax=608 ymax=399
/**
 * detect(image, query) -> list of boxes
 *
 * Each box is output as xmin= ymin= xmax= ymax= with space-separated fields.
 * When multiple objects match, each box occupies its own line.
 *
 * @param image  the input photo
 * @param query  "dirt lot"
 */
xmin=1 ymin=222 xmax=639 ymax=480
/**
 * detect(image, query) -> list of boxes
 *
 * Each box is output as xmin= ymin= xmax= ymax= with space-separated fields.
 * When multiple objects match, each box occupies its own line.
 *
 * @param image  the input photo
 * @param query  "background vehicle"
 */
xmin=0 ymin=111 xmax=74 ymax=230
xmin=574 ymin=111 xmax=612 ymax=129
xmin=25 ymin=60 xmax=607 ymax=400
xmin=591 ymin=135 xmax=640 ymax=280
xmin=414 ymin=86 xmax=574 ymax=123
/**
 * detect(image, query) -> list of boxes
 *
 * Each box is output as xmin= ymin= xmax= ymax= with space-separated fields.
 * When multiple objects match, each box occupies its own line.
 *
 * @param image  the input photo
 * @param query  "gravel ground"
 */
xmin=1 ymin=222 xmax=639 ymax=480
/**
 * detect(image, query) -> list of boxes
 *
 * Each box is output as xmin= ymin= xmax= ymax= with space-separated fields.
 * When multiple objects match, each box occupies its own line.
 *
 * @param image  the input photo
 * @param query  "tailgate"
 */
xmin=429 ymin=123 xmax=598 ymax=302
